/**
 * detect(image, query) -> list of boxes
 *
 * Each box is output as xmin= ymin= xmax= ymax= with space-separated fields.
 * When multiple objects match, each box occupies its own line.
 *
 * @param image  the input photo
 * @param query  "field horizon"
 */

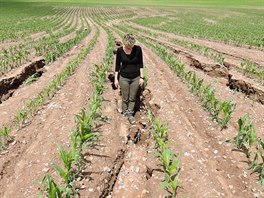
xmin=1 ymin=0 xmax=264 ymax=7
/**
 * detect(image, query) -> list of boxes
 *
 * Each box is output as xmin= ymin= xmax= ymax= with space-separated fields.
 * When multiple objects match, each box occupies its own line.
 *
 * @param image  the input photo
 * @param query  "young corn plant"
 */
xmin=148 ymin=111 xmax=180 ymax=197
xmin=249 ymin=138 xmax=264 ymax=187
xmin=14 ymin=108 xmax=28 ymax=128
xmin=218 ymin=100 xmax=236 ymax=129
xmin=0 ymin=126 xmax=10 ymax=149
xmin=75 ymin=109 xmax=99 ymax=150
xmin=153 ymin=117 xmax=169 ymax=145
xmin=158 ymin=143 xmax=180 ymax=197
xmin=24 ymin=73 xmax=39 ymax=85
xmin=228 ymin=113 xmax=256 ymax=157
xmin=54 ymin=146 xmax=75 ymax=185
xmin=39 ymin=175 xmax=70 ymax=198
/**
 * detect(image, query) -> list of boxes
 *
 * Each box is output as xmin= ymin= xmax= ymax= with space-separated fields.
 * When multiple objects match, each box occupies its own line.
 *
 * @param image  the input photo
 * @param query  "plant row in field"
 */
xmin=0 ymin=4 xmax=54 ymax=42
xmin=108 ymin=23 xmax=180 ymax=196
xmin=170 ymin=38 xmax=264 ymax=83
xmin=240 ymin=60 xmax=264 ymax=84
xmin=108 ymin=22 xmax=264 ymax=188
xmin=0 ymin=11 xmax=71 ymax=73
xmin=120 ymin=24 xmax=264 ymax=86
xmin=88 ymin=7 xmax=136 ymax=22
xmin=0 ymin=9 xmax=86 ymax=74
xmin=131 ymin=9 xmax=264 ymax=49
xmin=133 ymin=27 xmax=264 ymax=188
xmin=137 ymin=29 xmax=264 ymax=189
xmin=39 ymin=26 xmax=115 ymax=197
xmin=0 ymin=26 xmax=99 ymax=151
xmin=136 ymin=34 xmax=236 ymax=129
xmin=0 ymin=4 xmax=75 ymax=42
xmin=44 ymin=16 xmax=89 ymax=64
xmin=148 ymin=112 xmax=180 ymax=197
xmin=228 ymin=114 xmax=264 ymax=188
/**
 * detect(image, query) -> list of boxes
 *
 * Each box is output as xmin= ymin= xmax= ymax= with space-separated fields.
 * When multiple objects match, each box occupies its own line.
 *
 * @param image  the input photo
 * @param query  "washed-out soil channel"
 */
xmin=142 ymin=35 xmax=264 ymax=105
xmin=0 ymin=59 xmax=46 ymax=103
xmin=79 ymin=71 xmax=165 ymax=197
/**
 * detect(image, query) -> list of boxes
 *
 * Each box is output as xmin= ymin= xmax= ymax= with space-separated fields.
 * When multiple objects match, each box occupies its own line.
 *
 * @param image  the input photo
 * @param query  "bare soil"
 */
xmin=0 ymin=25 xmax=108 ymax=197
xmin=0 ymin=7 xmax=263 ymax=198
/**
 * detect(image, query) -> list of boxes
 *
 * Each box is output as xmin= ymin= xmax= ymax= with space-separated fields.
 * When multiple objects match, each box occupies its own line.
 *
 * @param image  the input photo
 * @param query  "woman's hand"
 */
xmin=139 ymin=78 xmax=144 ymax=87
xmin=114 ymin=78 xmax=119 ymax=88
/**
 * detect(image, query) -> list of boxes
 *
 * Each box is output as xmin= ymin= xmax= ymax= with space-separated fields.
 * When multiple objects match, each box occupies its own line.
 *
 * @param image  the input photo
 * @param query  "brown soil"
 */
xmin=0 ymin=59 xmax=46 ymax=103
xmin=0 ymin=20 xmax=96 ymax=128
xmin=129 ymin=22 xmax=264 ymax=66
xmin=101 ymin=25 xmax=264 ymax=197
xmin=0 ymin=24 xmax=108 ymax=197
xmin=0 ymin=6 xmax=264 ymax=198
xmin=58 ymin=11 xmax=80 ymax=43
xmin=123 ymin=24 xmax=264 ymax=110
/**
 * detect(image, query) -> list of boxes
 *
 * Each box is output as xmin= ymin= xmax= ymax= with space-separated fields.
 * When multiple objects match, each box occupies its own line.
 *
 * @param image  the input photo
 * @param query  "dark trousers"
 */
xmin=119 ymin=75 xmax=140 ymax=115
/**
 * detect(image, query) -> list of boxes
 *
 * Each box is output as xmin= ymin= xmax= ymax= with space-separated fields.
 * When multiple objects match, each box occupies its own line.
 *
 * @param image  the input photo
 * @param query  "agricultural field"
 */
xmin=0 ymin=0 xmax=264 ymax=197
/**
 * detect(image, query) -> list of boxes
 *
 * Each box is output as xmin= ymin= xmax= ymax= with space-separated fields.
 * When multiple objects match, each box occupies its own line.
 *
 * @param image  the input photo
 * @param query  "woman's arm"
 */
xmin=139 ymin=47 xmax=144 ymax=86
xmin=140 ymin=68 xmax=144 ymax=78
xmin=115 ymin=48 xmax=121 ymax=88
xmin=114 ymin=71 xmax=119 ymax=88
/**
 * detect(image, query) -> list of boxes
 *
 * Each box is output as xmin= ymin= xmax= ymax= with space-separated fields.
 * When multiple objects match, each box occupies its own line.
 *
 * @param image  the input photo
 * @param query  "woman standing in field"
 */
xmin=114 ymin=33 xmax=144 ymax=124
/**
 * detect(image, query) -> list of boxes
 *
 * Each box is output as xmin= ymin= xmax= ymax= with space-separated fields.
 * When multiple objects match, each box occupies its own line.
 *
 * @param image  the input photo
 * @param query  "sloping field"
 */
xmin=0 ymin=1 xmax=263 ymax=197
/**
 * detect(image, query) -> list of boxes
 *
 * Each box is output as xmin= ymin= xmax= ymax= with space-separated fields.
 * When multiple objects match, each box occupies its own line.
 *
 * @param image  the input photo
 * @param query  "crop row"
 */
xmin=0 ymin=25 xmax=99 ymax=152
xmin=108 ymin=23 xmax=181 ymax=195
xmin=0 ymin=3 xmax=65 ymax=42
xmin=148 ymin=112 xmax=180 ymax=197
xmin=131 ymin=8 xmax=264 ymax=49
xmin=115 ymin=23 xmax=236 ymax=129
xmin=121 ymin=24 xmax=264 ymax=86
xmin=228 ymin=114 xmax=264 ymax=187
xmin=39 ymin=26 xmax=115 ymax=197
xmin=88 ymin=7 xmax=135 ymax=22
xmin=113 ymin=24 xmax=264 ymax=189
xmin=170 ymin=38 xmax=264 ymax=83
xmin=0 ymin=8 xmax=83 ymax=74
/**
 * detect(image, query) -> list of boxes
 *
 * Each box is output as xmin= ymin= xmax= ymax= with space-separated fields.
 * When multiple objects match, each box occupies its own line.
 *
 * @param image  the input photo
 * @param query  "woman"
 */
xmin=114 ymin=33 xmax=144 ymax=124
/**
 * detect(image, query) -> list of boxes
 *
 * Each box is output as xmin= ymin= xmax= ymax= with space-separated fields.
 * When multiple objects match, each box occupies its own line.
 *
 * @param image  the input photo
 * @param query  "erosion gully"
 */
xmin=78 ymin=77 xmax=165 ymax=197
xmin=78 ymin=38 xmax=165 ymax=197
xmin=124 ymin=25 xmax=264 ymax=106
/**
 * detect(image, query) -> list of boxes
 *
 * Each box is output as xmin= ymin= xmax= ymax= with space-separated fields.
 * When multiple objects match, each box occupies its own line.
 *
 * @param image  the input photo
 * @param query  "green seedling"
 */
xmin=54 ymin=146 xmax=75 ymax=185
xmin=249 ymin=138 xmax=264 ymax=187
xmin=24 ymin=73 xmax=39 ymax=85
xmin=228 ymin=113 xmax=256 ymax=156
xmin=218 ymin=100 xmax=236 ymax=129
xmin=158 ymin=141 xmax=180 ymax=197
xmin=1 ymin=126 xmax=9 ymax=149
xmin=14 ymin=108 xmax=28 ymax=127
xmin=153 ymin=118 xmax=168 ymax=142
xmin=40 ymin=175 xmax=70 ymax=198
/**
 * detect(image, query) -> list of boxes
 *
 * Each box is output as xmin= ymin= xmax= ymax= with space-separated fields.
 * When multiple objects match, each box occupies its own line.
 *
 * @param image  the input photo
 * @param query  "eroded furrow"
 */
xmin=0 ymin=59 xmax=45 ymax=103
xmin=140 ymin=41 xmax=264 ymax=197
xmin=0 ymin=25 xmax=108 ymax=197
xmin=0 ymin=20 xmax=95 ymax=128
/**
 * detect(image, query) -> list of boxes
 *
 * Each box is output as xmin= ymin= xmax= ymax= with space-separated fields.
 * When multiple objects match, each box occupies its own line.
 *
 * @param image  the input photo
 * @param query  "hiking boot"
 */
xmin=127 ymin=115 xmax=135 ymax=124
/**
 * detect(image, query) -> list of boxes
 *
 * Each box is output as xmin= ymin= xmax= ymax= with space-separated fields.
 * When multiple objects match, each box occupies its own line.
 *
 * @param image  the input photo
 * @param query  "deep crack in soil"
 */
xmin=0 ymin=59 xmax=45 ymax=103
xmin=0 ymin=24 xmax=108 ymax=197
xmin=99 ymin=149 xmax=126 ymax=197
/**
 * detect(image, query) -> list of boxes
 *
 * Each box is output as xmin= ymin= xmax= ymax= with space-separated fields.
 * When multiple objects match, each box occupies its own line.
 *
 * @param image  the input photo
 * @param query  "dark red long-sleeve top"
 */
xmin=115 ymin=45 xmax=143 ymax=79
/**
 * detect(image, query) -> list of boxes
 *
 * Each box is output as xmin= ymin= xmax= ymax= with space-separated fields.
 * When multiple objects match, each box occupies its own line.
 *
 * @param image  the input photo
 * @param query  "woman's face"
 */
xmin=124 ymin=43 xmax=134 ymax=50
xmin=123 ymin=34 xmax=135 ymax=49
